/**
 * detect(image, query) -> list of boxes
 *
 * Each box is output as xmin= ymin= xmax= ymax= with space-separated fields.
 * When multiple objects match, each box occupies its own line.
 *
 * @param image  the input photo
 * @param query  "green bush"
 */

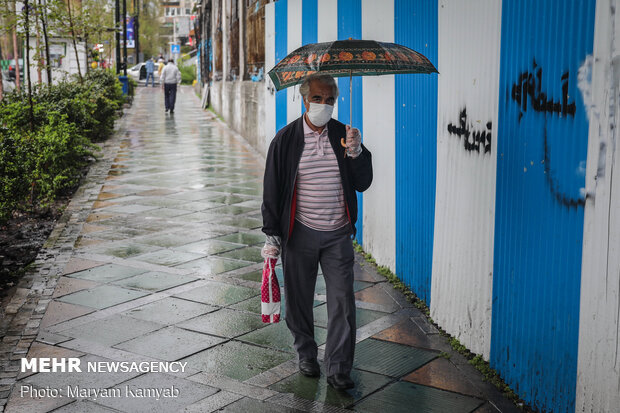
xmin=0 ymin=69 xmax=123 ymax=223
xmin=179 ymin=63 xmax=196 ymax=85
xmin=0 ymin=126 xmax=32 ymax=222
xmin=28 ymin=112 xmax=97 ymax=203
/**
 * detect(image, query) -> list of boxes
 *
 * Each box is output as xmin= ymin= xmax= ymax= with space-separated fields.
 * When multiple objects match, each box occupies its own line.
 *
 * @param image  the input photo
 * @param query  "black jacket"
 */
xmin=261 ymin=116 xmax=373 ymax=245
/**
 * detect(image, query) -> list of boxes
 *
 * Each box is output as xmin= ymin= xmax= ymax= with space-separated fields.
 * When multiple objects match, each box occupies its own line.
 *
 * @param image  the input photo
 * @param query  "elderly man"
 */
xmin=261 ymin=73 xmax=373 ymax=390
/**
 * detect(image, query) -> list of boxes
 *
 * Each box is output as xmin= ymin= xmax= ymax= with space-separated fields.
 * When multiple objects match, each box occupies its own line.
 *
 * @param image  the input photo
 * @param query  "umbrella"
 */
xmin=267 ymin=39 xmax=438 ymax=123
xmin=261 ymin=257 xmax=281 ymax=323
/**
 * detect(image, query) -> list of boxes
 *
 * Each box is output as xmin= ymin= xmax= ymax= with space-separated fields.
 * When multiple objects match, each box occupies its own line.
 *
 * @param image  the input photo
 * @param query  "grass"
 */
xmin=353 ymin=240 xmax=530 ymax=411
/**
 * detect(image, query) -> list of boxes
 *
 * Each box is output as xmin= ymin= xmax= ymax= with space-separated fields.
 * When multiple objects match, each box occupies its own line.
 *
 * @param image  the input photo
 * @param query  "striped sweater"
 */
xmin=295 ymin=117 xmax=349 ymax=231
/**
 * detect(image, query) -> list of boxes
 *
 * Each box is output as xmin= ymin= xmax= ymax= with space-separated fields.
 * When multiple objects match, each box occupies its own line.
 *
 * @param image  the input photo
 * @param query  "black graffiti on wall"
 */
xmin=511 ymin=59 xmax=576 ymax=121
xmin=543 ymin=126 xmax=585 ymax=209
xmin=447 ymin=108 xmax=492 ymax=154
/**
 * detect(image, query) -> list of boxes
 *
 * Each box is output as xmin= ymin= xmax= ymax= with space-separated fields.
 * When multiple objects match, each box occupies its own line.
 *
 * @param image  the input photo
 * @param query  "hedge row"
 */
xmin=0 ymin=69 xmax=126 ymax=223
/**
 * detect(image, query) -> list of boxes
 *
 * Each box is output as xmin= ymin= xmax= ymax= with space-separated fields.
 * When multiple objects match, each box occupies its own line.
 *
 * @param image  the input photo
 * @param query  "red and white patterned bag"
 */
xmin=261 ymin=257 xmax=281 ymax=323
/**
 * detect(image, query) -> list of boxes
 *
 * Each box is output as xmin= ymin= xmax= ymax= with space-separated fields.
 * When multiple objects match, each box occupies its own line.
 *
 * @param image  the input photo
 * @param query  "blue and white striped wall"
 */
xmin=260 ymin=0 xmax=619 ymax=412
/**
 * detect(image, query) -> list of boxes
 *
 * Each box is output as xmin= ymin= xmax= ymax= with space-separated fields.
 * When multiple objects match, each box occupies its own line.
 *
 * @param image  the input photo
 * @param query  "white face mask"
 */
xmin=305 ymin=101 xmax=334 ymax=127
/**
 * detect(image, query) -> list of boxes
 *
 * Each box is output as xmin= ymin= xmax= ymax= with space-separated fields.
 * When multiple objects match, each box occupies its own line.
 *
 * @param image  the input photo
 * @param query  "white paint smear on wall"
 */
xmin=577 ymin=0 xmax=620 ymax=411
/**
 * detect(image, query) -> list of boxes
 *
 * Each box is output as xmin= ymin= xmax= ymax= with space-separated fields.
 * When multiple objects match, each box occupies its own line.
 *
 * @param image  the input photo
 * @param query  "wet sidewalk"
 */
xmin=3 ymin=87 xmax=519 ymax=413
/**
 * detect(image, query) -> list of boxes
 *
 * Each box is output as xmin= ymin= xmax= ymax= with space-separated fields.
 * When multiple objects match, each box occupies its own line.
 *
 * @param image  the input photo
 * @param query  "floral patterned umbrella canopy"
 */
xmin=268 ymin=39 xmax=438 ymax=91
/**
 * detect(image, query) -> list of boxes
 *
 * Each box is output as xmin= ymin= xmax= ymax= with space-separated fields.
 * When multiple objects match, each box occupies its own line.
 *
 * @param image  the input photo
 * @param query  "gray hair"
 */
xmin=299 ymin=73 xmax=339 ymax=99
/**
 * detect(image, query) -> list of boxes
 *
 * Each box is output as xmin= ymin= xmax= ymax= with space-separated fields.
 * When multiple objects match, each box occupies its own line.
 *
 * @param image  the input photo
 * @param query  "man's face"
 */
xmin=304 ymin=80 xmax=336 ymax=112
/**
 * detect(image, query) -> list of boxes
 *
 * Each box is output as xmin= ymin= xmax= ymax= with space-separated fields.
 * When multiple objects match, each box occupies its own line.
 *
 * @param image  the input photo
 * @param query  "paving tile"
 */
xmin=176 ymin=200 xmax=222 ymax=211
xmin=354 ymin=284 xmax=401 ymax=312
xmin=123 ymin=297 xmax=217 ymax=325
xmin=182 ymin=341 xmax=294 ymax=381
xmin=5 ymin=386 xmax=73 ymax=413
xmin=25 ymin=342 xmax=83 ymax=360
xmin=238 ymin=322 xmax=327 ymax=353
xmin=137 ymin=188 xmax=179 ymax=196
xmin=115 ymin=326 xmax=225 ymax=361
xmin=173 ymin=211 xmax=219 ymax=223
xmin=175 ymin=239 xmax=244 ymax=255
xmin=89 ymin=242 xmax=161 ymax=259
xmin=313 ymin=304 xmax=386 ymax=329
xmin=57 ymin=285 xmax=149 ymax=310
xmin=74 ymin=237 xmax=105 ymax=249
xmin=143 ymin=207 xmax=191 ymax=218
xmin=176 ymin=256 xmax=254 ymax=276
xmin=354 ymin=338 xmax=437 ymax=378
xmin=137 ymin=233 xmax=206 ymax=248
xmin=66 ymin=264 xmax=147 ymax=283
xmin=208 ymin=194 xmax=248 ymax=205
xmin=218 ymin=217 xmax=262 ymax=229
xmin=402 ymin=357 xmax=483 ymax=398
xmin=218 ymin=246 xmax=263 ymax=263
xmin=86 ymin=213 xmax=119 ymax=223
xmin=371 ymin=318 xmax=442 ymax=351
xmin=92 ymin=200 xmax=118 ymax=209
xmin=97 ymin=192 xmax=123 ymax=200
xmin=178 ymin=308 xmax=265 ymax=338
xmin=52 ymin=277 xmax=100 ymax=298
xmin=61 ymin=314 xmax=164 ymax=346
xmin=132 ymin=249 xmax=205 ymax=266
xmin=89 ymin=227 xmax=154 ymax=241
xmin=215 ymin=232 xmax=265 ymax=246
xmin=105 ymin=204 xmax=159 ymax=214
xmin=174 ymin=281 xmax=258 ymax=306
xmin=40 ymin=300 xmax=95 ymax=328
xmin=169 ymin=191 xmax=213 ymax=201
xmin=218 ymin=397 xmax=306 ymax=413
xmin=96 ymin=373 xmax=218 ymax=413
xmin=62 ymin=258 xmax=105 ymax=275
xmin=80 ymin=224 xmax=109 ymax=234
xmin=209 ymin=205 xmax=256 ymax=215
xmin=184 ymin=391 xmax=243 ymax=413
xmin=269 ymin=368 xmax=391 ymax=409
xmin=112 ymin=271 xmax=196 ymax=292
xmin=352 ymin=381 xmax=483 ymax=413
xmin=50 ymin=400 xmax=119 ymax=412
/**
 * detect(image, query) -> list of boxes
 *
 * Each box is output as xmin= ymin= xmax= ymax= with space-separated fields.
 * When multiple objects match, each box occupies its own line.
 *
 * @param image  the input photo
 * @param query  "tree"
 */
xmin=138 ymin=0 xmax=165 ymax=60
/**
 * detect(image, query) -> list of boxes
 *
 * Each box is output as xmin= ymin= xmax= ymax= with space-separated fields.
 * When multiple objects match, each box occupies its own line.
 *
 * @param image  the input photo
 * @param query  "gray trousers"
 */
xmin=282 ymin=221 xmax=356 ymax=376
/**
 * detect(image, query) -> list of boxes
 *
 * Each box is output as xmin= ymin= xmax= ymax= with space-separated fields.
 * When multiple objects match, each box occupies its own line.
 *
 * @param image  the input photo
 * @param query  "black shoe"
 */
xmin=170 ymin=109 xmax=174 ymax=114
xmin=327 ymin=373 xmax=354 ymax=390
xmin=299 ymin=359 xmax=320 ymax=377
xmin=165 ymin=108 xmax=168 ymax=112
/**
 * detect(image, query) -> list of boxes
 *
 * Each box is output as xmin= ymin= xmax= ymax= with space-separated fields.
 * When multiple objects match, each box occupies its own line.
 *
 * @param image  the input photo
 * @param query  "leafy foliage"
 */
xmin=179 ymin=63 xmax=196 ymax=85
xmin=0 ymin=69 xmax=123 ymax=223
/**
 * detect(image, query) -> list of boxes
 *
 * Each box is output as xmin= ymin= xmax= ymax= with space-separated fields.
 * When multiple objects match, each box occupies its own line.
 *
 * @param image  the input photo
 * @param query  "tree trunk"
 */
xmin=66 ymin=0 xmax=83 ymax=82
xmin=24 ymin=0 xmax=34 ymax=129
xmin=39 ymin=0 xmax=52 ymax=85
xmin=12 ymin=1 xmax=21 ymax=92
xmin=36 ymin=9 xmax=41 ymax=84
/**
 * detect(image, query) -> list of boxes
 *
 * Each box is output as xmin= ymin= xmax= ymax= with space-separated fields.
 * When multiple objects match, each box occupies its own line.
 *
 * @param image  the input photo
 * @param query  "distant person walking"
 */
xmin=157 ymin=57 xmax=165 ymax=78
xmin=145 ymin=58 xmax=155 ymax=87
xmin=160 ymin=59 xmax=182 ymax=113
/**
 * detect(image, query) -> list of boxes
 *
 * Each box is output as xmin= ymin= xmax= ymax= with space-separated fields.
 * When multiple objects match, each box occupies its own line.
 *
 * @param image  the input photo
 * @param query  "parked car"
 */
xmin=1 ymin=70 xmax=15 ymax=94
xmin=128 ymin=62 xmax=160 ymax=85
xmin=8 ymin=59 xmax=24 ymax=81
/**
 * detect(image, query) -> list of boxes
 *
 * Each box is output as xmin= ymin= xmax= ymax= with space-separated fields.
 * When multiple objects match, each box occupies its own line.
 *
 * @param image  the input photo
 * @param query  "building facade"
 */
xmin=199 ymin=1 xmax=620 ymax=412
